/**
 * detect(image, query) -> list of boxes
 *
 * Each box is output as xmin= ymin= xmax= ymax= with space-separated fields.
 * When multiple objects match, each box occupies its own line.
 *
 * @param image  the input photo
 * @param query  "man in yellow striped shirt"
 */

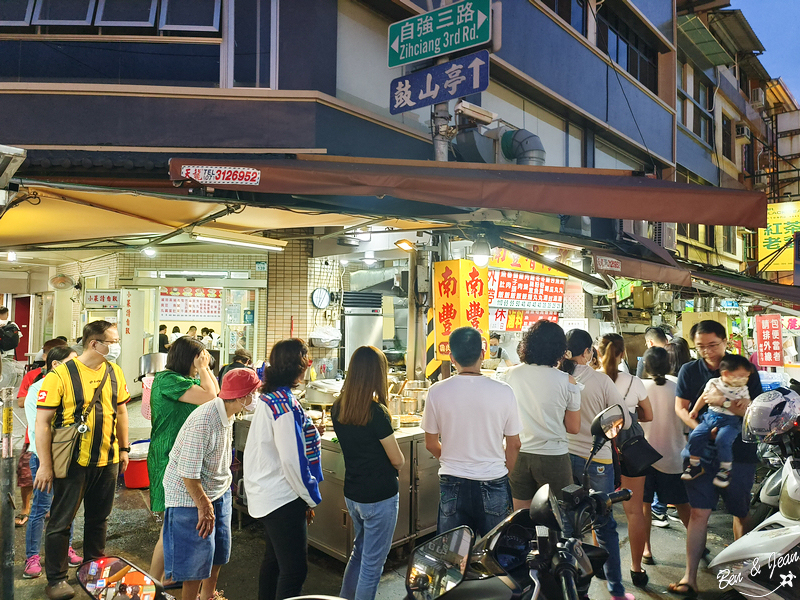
xmin=33 ymin=320 xmax=131 ymax=600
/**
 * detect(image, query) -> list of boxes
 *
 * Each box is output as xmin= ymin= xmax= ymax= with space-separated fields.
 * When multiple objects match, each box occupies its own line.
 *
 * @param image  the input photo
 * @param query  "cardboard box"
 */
xmin=681 ymin=311 xmax=730 ymax=346
xmin=632 ymin=286 xmax=655 ymax=309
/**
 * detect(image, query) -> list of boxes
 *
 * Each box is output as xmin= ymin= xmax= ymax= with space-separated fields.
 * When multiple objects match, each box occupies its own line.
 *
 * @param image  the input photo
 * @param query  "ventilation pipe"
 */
xmin=454 ymin=127 xmax=546 ymax=166
xmin=501 ymin=129 xmax=546 ymax=166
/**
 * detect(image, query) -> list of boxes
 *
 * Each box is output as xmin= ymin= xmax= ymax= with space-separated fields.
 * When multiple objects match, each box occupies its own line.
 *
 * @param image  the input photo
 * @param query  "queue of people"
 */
xmin=22 ymin=317 xmax=761 ymax=600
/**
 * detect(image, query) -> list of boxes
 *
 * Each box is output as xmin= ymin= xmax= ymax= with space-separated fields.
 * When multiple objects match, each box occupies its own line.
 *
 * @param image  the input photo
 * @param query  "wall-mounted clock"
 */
xmin=311 ymin=287 xmax=331 ymax=309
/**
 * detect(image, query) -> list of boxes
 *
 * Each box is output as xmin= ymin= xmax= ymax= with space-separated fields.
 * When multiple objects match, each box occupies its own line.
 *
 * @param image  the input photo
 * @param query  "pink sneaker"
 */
xmin=68 ymin=547 xmax=82 ymax=568
xmin=611 ymin=594 xmax=636 ymax=600
xmin=23 ymin=555 xmax=42 ymax=579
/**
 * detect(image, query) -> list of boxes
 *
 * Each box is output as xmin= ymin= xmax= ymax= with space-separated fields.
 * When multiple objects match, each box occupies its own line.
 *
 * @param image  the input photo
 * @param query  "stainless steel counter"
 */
xmin=232 ymin=420 xmax=441 ymax=562
xmin=310 ymin=426 xmax=440 ymax=561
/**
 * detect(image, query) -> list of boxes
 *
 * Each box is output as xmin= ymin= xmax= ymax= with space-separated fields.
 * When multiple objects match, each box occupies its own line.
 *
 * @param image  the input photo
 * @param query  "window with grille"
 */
xmin=722 ymin=114 xmax=734 ymax=160
xmin=540 ymin=0 xmax=586 ymax=36
xmin=596 ymin=8 xmax=658 ymax=94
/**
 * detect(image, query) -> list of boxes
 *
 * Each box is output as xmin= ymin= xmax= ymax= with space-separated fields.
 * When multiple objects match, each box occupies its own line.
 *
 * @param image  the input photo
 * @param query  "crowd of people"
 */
xmin=17 ymin=316 xmax=761 ymax=600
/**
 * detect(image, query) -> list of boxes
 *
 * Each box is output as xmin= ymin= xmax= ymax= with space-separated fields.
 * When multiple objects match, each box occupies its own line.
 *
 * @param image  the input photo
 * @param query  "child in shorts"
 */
xmin=682 ymin=354 xmax=753 ymax=488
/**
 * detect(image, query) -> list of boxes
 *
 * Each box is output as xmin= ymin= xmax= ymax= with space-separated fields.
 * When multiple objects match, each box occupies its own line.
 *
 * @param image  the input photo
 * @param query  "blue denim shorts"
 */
xmin=164 ymin=490 xmax=232 ymax=582
xmin=683 ymin=462 xmax=755 ymax=517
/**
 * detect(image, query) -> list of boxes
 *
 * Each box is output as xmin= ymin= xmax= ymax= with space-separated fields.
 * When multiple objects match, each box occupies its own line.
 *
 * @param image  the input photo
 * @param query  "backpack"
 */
xmin=0 ymin=322 xmax=20 ymax=351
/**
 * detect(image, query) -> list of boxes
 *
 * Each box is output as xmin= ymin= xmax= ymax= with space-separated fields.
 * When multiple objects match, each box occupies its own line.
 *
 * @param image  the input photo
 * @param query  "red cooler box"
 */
xmin=124 ymin=440 xmax=150 ymax=489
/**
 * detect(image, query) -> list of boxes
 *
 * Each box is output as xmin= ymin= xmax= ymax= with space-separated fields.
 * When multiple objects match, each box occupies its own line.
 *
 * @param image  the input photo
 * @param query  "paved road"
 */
xmin=9 ymin=399 xmax=741 ymax=599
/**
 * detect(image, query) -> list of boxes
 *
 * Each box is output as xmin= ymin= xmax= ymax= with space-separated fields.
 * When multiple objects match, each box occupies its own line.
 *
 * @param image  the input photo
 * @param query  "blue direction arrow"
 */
xmin=389 ymin=50 xmax=490 ymax=115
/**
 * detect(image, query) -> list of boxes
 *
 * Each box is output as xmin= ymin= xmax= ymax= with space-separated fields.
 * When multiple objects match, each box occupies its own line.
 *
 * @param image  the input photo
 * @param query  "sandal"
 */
xmin=15 ymin=514 xmax=29 ymax=527
xmin=642 ymin=553 xmax=655 ymax=565
xmin=631 ymin=569 xmax=648 ymax=588
xmin=667 ymin=582 xmax=698 ymax=598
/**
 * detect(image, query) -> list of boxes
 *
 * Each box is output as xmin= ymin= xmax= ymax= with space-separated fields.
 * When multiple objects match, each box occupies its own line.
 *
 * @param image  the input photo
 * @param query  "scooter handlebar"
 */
xmin=558 ymin=568 xmax=580 ymax=600
xmin=608 ymin=489 xmax=632 ymax=504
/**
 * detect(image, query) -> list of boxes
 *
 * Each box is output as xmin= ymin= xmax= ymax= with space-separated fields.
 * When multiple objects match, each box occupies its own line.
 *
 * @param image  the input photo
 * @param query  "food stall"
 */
xmin=231 ymin=378 xmax=440 ymax=560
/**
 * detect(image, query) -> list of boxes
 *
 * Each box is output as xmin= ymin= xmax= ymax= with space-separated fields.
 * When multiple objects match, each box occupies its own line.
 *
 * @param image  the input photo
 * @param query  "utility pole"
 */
xmin=1 ymin=386 xmax=15 ymax=600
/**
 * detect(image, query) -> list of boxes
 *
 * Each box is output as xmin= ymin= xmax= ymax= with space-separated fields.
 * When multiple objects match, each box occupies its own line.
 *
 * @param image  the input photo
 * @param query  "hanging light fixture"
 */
xmin=471 ymin=235 xmax=492 ymax=267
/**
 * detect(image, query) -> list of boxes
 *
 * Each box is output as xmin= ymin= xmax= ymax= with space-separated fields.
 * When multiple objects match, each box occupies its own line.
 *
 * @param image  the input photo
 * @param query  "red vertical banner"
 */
xmin=755 ymin=314 xmax=784 ymax=367
xmin=433 ymin=260 xmax=489 ymax=360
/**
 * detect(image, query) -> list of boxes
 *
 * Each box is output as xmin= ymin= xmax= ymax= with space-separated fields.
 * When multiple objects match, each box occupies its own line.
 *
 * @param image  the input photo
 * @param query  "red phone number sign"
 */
xmin=180 ymin=165 xmax=261 ymax=186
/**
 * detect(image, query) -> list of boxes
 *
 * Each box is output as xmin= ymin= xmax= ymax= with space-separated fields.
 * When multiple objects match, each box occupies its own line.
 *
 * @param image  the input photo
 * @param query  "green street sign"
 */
xmin=388 ymin=0 xmax=492 ymax=69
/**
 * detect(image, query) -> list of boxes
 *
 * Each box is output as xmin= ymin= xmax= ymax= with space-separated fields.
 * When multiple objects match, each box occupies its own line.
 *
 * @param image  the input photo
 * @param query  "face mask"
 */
xmin=239 ymin=391 xmax=257 ymax=413
xmin=103 ymin=343 xmax=122 ymax=362
xmin=490 ymin=346 xmax=499 ymax=357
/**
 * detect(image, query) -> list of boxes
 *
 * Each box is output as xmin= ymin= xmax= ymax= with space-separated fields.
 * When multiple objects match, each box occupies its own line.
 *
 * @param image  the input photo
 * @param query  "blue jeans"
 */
xmin=340 ymin=494 xmax=399 ymax=600
xmin=651 ymin=492 xmax=666 ymax=516
xmin=437 ymin=475 xmax=512 ymax=538
xmin=688 ymin=412 xmax=740 ymax=464
xmin=567 ymin=455 xmax=626 ymax=597
xmin=26 ymin=454 xmax=73 ymax=559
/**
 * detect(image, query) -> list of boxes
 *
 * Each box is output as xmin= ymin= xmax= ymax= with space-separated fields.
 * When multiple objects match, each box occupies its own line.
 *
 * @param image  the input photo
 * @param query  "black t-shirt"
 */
xmin=159 ymin=333 xmax=169 ymax=353
xmin=676 ymin=355 xmax=762 ymax=463
xmin=331 ymin=401 xmax=398 ymax=503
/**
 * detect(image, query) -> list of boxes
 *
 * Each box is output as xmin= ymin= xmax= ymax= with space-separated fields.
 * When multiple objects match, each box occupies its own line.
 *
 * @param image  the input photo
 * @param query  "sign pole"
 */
xmin=1 ymin=386 xmax=15 ymax=600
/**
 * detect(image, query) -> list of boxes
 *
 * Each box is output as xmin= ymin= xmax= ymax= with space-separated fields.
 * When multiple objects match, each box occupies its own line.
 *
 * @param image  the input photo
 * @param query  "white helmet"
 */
xmin=742 ymin=388 xmax=800 ymax=443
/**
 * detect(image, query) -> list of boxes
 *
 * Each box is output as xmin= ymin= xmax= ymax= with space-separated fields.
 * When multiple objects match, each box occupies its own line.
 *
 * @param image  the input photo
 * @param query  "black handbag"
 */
xmin=615 ymin=378 xmax=663 ymax=477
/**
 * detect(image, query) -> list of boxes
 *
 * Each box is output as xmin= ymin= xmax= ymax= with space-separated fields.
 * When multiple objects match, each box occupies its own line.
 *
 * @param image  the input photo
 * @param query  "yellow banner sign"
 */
xmin=433 ymin=260 xmax=490 ymax=361
xmin=489 ymin=247 xmax=568 ymax=277
xmin=758 ymin=201 xmax=800 ymax=271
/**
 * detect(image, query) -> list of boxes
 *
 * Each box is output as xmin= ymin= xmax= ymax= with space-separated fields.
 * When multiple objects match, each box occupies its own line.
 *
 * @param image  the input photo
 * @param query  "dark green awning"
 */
xmin=678 ymin=15 xmax=733 ymax=68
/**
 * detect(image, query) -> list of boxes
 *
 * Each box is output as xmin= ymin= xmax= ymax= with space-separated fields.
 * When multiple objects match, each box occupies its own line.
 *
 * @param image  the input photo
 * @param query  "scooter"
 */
xmin=709 ymin=426 xmax=800 ymax=600
xmin=748 ymin=443 xmax=784 ymax=527
xmin=75 ymin=555 xmax=174 ymax=600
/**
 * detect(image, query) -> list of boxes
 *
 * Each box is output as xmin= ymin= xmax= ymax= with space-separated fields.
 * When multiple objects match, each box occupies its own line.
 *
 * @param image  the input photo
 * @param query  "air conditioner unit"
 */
xmin=618 ymin=219 xmax=648 ymax=239
xmin=751 ymin=87 xmax=765 ymax=110
xmin=736 ymin=124 xmax=752 ymax=140
xmin=652 ymin=222 xmax=677 ymax=251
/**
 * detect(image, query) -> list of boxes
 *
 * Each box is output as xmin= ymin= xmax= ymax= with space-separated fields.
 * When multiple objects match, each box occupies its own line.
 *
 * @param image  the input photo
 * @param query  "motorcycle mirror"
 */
xmin=591 ymin=404 xmax=625 ymax=442
xmin=406 ymin=526 xmax=474 ymax=600
xmin=76 ymin=556 xmax=164 ymax=600
xmin=528 ymin=483 xmax=564 ymax=532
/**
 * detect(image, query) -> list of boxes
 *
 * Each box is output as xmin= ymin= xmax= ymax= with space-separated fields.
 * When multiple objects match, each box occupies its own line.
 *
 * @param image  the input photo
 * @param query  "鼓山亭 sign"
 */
xmin=755 ymin=314 xmax=784 ymax=367
xmin=433 ymin=259 xmax=489 ymax=360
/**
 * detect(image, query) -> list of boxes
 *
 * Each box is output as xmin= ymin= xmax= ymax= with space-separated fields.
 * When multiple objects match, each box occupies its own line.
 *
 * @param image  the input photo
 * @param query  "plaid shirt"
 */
xmin=163 ymin=398 xmax=235 ymax=508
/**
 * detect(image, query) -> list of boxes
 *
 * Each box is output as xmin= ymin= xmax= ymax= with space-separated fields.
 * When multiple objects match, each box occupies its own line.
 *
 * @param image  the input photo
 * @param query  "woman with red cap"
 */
xmin=162 ymin=367 xmax=261 ymax=600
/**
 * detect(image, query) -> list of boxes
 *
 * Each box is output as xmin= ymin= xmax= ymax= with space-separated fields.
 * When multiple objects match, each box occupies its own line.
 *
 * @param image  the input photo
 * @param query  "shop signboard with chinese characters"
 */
xmin=159 ymin=287 xmax=222 ymax=322
xmin=489 ymin=248 xmax=568 ymax=277
xmin=755 ymin=314 xmax=784 ymax=367
xmin=85 ymin=290 xmax=121 ymax=309
xmin=488 ymin=269 xmax=566 ymax=311
xmin=757 ymin=200 xmax=800 ymax=272
xmin=489 ymin=308 xmax=558 ymax=331
xmin=390 ymin=50 xmax=489 ymax=115
xmin=387 ymin=0 xmax=491 ymax=68
xmin=433 ymin=260 xmax=489 ymax=360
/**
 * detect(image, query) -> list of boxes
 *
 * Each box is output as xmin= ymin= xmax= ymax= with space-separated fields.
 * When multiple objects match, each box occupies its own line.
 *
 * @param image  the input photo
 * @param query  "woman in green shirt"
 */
xmin=148 ymin=336 xmax=219 ymax=582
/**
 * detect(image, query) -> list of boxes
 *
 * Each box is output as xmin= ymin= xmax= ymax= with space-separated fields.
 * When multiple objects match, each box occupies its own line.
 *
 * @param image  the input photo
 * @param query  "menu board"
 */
xmin=490 ymin=308 xmax=558 ymax=331
xmin=755 ymin=314 xmax=784 ymax=367
xmin=160 ymin=287 xmax=222 ymax=322
xmin=488 ymin=269 xmax=566 ymax=312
